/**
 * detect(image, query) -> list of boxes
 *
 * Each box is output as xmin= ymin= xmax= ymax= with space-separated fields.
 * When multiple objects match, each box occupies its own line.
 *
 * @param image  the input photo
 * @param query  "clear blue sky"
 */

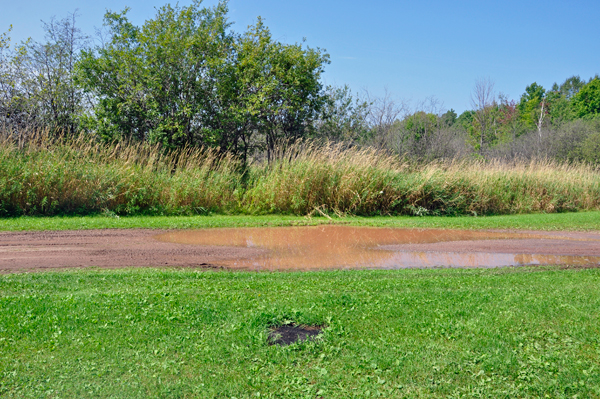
xmin=2 ymin=0 xmax=599 ymax=113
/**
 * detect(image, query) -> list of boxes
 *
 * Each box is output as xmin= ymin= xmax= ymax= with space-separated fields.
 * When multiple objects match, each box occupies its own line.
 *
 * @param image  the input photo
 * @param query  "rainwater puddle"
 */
xmin=154 ymin=226 xmax=600 ymax=271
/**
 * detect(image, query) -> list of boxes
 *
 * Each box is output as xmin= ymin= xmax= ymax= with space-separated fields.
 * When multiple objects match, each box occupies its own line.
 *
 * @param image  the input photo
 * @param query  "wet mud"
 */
xmin=1 ymin=226 xmax=599 ymax=273
xmin=154 ymin=226 xmax=600 ymax=271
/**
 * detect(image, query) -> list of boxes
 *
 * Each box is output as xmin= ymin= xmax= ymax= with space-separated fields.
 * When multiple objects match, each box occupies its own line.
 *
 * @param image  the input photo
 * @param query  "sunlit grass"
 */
xmin=1 ymin=267 xmax=599 ymax=398
xmin=2 ymin=211 xmax=600 ymax=232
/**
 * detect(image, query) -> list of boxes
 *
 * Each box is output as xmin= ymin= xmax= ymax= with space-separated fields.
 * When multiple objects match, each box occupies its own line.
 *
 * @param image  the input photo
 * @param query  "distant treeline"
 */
xmin=348 ymin=76 xmax=600 ymax=164
xmin=1 ymin=0 xmax=599 ymax=164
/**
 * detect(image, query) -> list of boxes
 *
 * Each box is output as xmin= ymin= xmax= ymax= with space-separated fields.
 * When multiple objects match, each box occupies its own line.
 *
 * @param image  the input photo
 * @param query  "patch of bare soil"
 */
xmin=268 ymin=325 xmax=323 ymax=346
xmin=0 ymin=229 xmax=265 ymax=273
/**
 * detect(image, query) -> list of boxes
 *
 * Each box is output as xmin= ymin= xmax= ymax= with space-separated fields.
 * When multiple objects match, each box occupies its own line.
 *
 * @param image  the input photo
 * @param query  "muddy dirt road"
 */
xmin=0 ymin=229 xmax=265 ymax=273
xmin=1 ymin=226 xmax=600 ymax=273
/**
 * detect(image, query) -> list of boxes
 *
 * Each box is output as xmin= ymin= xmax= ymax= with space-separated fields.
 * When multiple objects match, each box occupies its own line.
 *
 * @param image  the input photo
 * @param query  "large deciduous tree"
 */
xmin=311 ymin=85 xmax=370 ymax=143
xmin=77 ymin=2 xmax=232 ymax=146
xmin=76 ymin=1 xmax=329 ymax=163
xmin=231 ymin=18 xmax=328 ymax=162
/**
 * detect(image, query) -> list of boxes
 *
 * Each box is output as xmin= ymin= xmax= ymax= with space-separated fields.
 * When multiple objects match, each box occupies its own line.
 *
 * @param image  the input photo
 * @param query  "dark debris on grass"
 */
xmin=268 ymin=325 xmax=324 ymax=346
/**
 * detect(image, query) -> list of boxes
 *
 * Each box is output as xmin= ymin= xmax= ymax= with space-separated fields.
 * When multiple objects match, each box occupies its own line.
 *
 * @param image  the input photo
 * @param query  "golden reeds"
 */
xmin=1 ymin=131 xmax=599 ymax=216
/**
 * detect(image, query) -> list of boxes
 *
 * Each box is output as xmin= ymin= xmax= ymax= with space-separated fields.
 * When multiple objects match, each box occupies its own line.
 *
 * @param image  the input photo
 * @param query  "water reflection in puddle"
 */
xmin=154 ymin=226 xmax=600 ymax=271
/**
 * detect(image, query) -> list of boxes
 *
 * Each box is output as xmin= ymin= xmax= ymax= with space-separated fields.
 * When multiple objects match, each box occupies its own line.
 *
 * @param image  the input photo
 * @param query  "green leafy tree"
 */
xmin=233 ymin=18 xmax=328 ymax=161
xmin=77 ymin=2 xmax=232 ymax=146
xmin=545 ymin=89 xmax=573 ymax=125
xmin=404 ymin=111 xmax=438 ymax=141
xmin=557 ymin=75 xmax=586 ymax=99
xmin=544 ymin=75 xmax=589 ymax=125
xmin=571 ymin=78 xmax=600 ymax=119
xmin=313 ymin=85 xmax=370 ymax=142
xmin=457 ymin=110 xmax=475 ymax=133
xmin=77 ymin=2 xmax=328 ymax=164
xmin=518 ymin=82 xmax=546 ymax=130
xmin=440 ymin=109 xmax=457 ymax=127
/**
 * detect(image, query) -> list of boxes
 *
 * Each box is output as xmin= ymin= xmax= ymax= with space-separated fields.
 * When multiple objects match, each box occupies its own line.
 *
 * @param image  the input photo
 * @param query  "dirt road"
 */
xmin=1 ymin=227 xmax=599 ymax=273
xmin=0 ymin=229 xmax=265 ymax=273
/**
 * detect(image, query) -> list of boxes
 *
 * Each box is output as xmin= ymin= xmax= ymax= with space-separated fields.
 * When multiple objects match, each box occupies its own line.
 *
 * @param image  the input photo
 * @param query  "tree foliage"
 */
xmin=76 ymin=1 xmax=328 ymax=162
xmin=314 ymin=85 xmax=370 ymax=142
xmin=2 ymin=3 xmax=600 ymax=165
xmin=0 ymin=14 xmax=87 ymax=134
xmin=518 ymin=82 xmax=546 ymax=129
xmin=77 ymin=2 xmax=233 ymax=146
xmin=232 ymin=19 xmax=328 ymax=161
xmin=571 ymin=78 xmax=600 ymax=119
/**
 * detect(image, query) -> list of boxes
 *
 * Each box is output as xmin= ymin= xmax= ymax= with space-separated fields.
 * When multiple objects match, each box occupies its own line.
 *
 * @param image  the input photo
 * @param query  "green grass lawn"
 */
xmin=1 ymin=267 xmax=599 ymax=398
xmin=2 ymin=213 xmax=599 ymax=397
xmin=2 ymin=210 xmax=600 ymax=231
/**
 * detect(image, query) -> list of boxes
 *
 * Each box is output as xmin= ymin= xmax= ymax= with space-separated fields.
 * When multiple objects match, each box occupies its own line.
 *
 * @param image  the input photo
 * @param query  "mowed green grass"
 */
xmin=2 ymin=210 xmax=600 ymax=231
xmin=1 ymin=267 xmax=600 ymax=398
xmin=2 ymin=213 xmax=599 ymax=397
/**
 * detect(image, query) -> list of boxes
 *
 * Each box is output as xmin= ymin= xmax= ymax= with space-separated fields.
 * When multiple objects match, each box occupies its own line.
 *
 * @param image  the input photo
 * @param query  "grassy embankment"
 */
xmin=1 ymin=267 xmax=599 ymax=398
xmin=2 ymin=133 xmax=600 ymax=218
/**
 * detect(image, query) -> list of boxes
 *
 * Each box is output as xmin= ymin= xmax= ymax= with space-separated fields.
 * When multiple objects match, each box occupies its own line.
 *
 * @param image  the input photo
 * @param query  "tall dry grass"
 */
xmin=245 ymin=143 xmax=600 ymax=216
xmin=0 ymin=131 xmax=242 ymax=216
xmin=389 ymin=159 xmax=600 ymax=215
xmin=1 ymin=131 xmax=599 ymax=216
xmin=244 ymin=142 xmax=408 ymax=215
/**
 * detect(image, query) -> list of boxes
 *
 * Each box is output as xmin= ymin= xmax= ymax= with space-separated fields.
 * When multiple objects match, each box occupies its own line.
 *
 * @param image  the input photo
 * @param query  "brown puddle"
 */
xmin=153 ymin=226 xmax=600 ymax=271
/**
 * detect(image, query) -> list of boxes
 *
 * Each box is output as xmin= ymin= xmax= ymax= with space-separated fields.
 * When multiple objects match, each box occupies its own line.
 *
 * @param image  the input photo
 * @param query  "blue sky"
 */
xmin=2 ymin=0 xmax=599 ymax=113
